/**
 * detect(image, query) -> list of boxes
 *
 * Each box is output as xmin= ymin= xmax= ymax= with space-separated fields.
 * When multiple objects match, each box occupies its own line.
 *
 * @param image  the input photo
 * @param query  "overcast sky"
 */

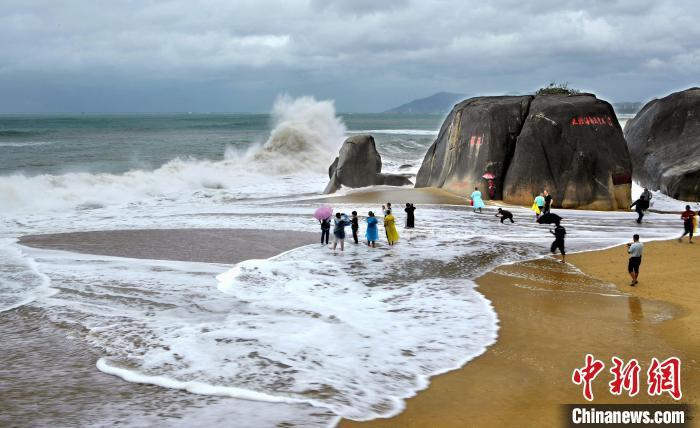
xmin=1 ymin=0 xmax=698 ymax=113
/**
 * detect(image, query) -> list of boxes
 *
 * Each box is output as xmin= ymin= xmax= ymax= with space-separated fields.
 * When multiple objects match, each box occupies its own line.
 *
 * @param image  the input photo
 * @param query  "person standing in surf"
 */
xmin=404 ymin=203 xmax=415 ymax=228
xmin=679 ymin=205 xmax=696 ymax=244
xmin=332 ymin=212 xmax=351 ymax=252
xmin=350 ymin=211 xmax=359 ymax=244
xmin=630 ymin=195 xmax=649 ymax=224
xmin=549 ymin=221 xmax=566 ymax=263
xmin=384 ymin=209 xmax=399 ymax=245
xmin=470 ymin=187 xmax=485 ymax=213
xmin=534 ymin=193 xmax=545 ymax=219
xmin=543 ymin=190 xmax=553 ymax=214
xmin=627 ymin=234 xmax=643 ymax=286
xmin=365 ymin=211 xmax=379 ymax=248
xmin=319 ymin=216 xmax=331 ymax=246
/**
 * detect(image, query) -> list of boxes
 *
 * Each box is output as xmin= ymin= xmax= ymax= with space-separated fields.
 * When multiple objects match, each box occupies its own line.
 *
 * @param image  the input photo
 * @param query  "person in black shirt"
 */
xmin=319 ymin=216 xmax=331 ymax=245
xmin=350 ymin=211 xmax=359 ymax=244
xmin=549 ymin=223 xmax=566 ymax=263
xmin=543 ymin=190 xmax=553 ymax=214
xmin=630 ymin=195 xmax=649 ymax=224
xmin=404 ymin=203 xmax=416 ymax=228
xmin=495 ymin=208 xmax=514 ymax=223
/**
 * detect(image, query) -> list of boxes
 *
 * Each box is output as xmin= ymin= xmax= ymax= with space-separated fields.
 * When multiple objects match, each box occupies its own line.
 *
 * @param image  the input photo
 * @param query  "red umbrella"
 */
xmin=482 ymin=172 xmax=496 ymax=179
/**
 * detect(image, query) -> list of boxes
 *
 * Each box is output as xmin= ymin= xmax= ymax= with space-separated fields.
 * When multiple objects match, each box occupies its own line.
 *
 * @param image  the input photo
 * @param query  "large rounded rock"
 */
xmin=503 ymin=94 xmax=632 ymax=210
xmin=624 ymin=88 xmax=700 ymax=201
xmin=416 ymin=96 xmax=532 ymax=198
xmin=324 ymin=135 xmax=413 ymax=193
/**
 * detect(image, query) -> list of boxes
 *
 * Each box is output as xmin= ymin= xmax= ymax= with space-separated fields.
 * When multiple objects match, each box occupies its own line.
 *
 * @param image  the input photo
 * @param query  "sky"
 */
xmin=1 ymin=0 xmax=698 ymax=113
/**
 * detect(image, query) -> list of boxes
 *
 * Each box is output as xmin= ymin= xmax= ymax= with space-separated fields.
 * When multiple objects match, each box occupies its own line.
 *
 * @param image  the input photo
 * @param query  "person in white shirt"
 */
xmin=626 ymin=234 xmax=643 ymax=286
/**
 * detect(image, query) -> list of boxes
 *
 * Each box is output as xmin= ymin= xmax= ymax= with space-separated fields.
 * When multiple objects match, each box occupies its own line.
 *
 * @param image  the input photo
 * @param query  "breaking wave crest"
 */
xmin=0 ymin=96 xmax=345 ymax=214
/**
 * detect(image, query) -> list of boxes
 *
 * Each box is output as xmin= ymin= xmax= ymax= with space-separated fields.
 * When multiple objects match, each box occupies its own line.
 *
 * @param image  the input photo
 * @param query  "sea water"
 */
xmin=0 ymin=102 xmax=686 ymax=426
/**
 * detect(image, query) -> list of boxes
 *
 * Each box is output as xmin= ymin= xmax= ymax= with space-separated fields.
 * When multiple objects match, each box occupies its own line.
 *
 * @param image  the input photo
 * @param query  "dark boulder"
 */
xmin=324 ymin=135 xmax=413 ymax=194
xmin=415 ymin=96 xmax=533 ymax=198
xmin=624 ymin=88 xmax=700 ymax=201
xmin=503 ymin=94 xmax=632 ymax=210
xmin=415 ymin=93 xmax=632 ymax=210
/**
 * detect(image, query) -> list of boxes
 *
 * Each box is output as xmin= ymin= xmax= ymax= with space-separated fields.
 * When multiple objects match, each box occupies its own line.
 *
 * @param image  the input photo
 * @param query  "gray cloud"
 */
xmin=0 ymin=0 xmax=697 ymax=112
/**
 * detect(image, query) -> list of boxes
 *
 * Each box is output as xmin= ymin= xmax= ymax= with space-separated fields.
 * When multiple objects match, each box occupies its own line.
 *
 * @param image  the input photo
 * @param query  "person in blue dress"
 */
xmin=365 ymin=211 xmax=379 ymax=247
xmin=470 ymin=187 xmax=485 ymax=213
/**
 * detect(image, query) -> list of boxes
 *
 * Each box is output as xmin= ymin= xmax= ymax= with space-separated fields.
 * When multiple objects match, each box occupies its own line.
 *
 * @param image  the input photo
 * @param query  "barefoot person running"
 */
xmin=627 ymin=234 xmax=643 ymax=286
xmin=679 ymin=205 xmax=696 ymax=244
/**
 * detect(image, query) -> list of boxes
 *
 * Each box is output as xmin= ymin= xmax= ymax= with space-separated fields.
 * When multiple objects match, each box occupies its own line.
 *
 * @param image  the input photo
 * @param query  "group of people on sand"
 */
xmin=318 ymin=202 xmax=416 ymax=252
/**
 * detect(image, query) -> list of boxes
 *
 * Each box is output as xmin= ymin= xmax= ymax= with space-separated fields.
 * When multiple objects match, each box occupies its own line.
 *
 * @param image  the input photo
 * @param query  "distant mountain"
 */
xmin=384 ymin=92 xmax=467 ymax=114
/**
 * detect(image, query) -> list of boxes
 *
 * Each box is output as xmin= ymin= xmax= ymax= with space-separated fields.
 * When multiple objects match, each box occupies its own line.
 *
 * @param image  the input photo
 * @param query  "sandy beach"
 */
xmin=342 ymin=239 xmax=699 ymax=427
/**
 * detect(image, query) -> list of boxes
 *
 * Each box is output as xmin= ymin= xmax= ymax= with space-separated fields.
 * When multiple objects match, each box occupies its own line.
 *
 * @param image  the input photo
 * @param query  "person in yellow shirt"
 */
xmin=384 ymin=210 xmax=399 ymax=245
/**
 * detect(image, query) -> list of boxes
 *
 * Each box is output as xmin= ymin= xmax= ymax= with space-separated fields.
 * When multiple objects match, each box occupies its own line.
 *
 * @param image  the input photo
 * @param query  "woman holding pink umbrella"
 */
xmin=314 ymin=206 xmax=333 ymax=246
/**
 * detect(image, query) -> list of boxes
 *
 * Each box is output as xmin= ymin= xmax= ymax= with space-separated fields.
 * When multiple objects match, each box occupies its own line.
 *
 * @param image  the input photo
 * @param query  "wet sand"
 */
xmin=18 ymin=229 xmax=318 ymax=264
xmin=317 ymin=186 xmax=469 ymax=206
xmin=342 ymin=240 xmax=698 ymax=427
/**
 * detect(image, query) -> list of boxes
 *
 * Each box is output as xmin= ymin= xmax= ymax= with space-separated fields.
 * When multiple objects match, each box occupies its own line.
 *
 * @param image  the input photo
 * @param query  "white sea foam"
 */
xmin=0 ymin=141 xmax=55 ymax=147
xmin=0 ymin=240 xmax=56 ymax=312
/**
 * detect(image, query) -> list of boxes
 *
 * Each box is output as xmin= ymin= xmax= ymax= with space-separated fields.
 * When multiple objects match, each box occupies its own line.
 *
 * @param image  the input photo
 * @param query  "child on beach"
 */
xmin=549 ymin=222 xmax=566 ymax=263
xmin=332 ymin=213 xmax=351 ymax=252
xmin=404 ymin=203 xmax=415 ymax=228
xmin=382 ymin=202 xmax=392 ymax=216
xmin=470 ymin=187 xmax=484 ymax=213
xmin=679 ymin=205 xmax=696 ymax=243
xmin=319 ymin=216 xmax=331 ymax=245
xmin=495 ymin=208 xmax=514 ymax=223
xmin=384 ymin=209 xmax=399 ymax=245
xmin=351 ymin=211 xmax=359 ymax=244
xmin=627 ymin=234 xmax=643 ymax=286
xmin=365 ymin=211 xmax=379 ymax=248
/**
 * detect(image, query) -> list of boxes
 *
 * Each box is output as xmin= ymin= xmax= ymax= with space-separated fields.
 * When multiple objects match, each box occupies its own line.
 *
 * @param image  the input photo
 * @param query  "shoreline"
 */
xmin=342 ymin=239 xmax=698 ymax=427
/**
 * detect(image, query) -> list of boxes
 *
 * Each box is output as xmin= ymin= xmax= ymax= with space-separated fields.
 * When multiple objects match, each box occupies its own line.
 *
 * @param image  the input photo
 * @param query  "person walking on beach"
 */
xmin=319 ymin=216 xmax=331 ymax=246
xmin=365 ymin=211 xmax=379 ymax=248
xmin=543 ymin=190 xmax=553 ymax=214
xmin=384 ymin=209 xmax=399 ymax=245
xmin=630 ymin=195 xmax=649 ymax=224
xmin=495 ymin=208 xmax=514 ymax=224
xmin=549 ymin=221 xmax=566 ymax=263
xmin=679 ymin=205 xmax=696 ymax=244
xmin=332 ymin=213 xmax=351 ymax=252
xmin=627 ymin=234 xmax=643 ymax=286
xmin=350 ymin=211 xmax=360 ymax=244
xmin=404 ymin=203 xmax=416 ymax=228
xmin=534 ymin=193 xmax=545 ymax=219
xmin=488 ymin=179 xmax=496 ymax=200
xmin=470 ymin=187 xmax=485 ymax=213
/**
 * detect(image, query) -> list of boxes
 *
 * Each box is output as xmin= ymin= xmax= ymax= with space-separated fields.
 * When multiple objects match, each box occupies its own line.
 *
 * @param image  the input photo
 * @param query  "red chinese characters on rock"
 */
xmin=572 ymin=355 xmax=683 ymax=401
xmin=570 ymin=115 xmax=614 ymax=126
xmin=572 ymin=354 xmax=606 ymax=401
xmin=647 ymin=357 xmax=682 ymax=400
xmin=609 ymin=357 xmax=641 ymax=397
xmin=469 ymin=134 xmax=484 ymax=147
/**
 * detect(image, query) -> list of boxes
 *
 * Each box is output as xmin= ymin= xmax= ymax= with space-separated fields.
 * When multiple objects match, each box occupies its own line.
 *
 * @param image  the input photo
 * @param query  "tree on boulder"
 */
xmin=324 ymin=135 xmax=413 ymax=194
xmin=624 ymin=87 xmax=700 ymax=201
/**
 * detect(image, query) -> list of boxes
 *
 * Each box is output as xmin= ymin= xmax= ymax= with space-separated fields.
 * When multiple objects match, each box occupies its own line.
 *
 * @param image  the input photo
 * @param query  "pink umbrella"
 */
xmin=482 ymin=172 xmax=496 ymax=179
xmin=313 ymin=205 xmax=333 ymax=220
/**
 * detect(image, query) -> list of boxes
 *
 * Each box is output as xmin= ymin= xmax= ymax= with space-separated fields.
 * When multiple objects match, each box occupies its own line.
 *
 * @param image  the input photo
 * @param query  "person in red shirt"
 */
xmin=678 ymin=205 xmax=696 ymax=244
